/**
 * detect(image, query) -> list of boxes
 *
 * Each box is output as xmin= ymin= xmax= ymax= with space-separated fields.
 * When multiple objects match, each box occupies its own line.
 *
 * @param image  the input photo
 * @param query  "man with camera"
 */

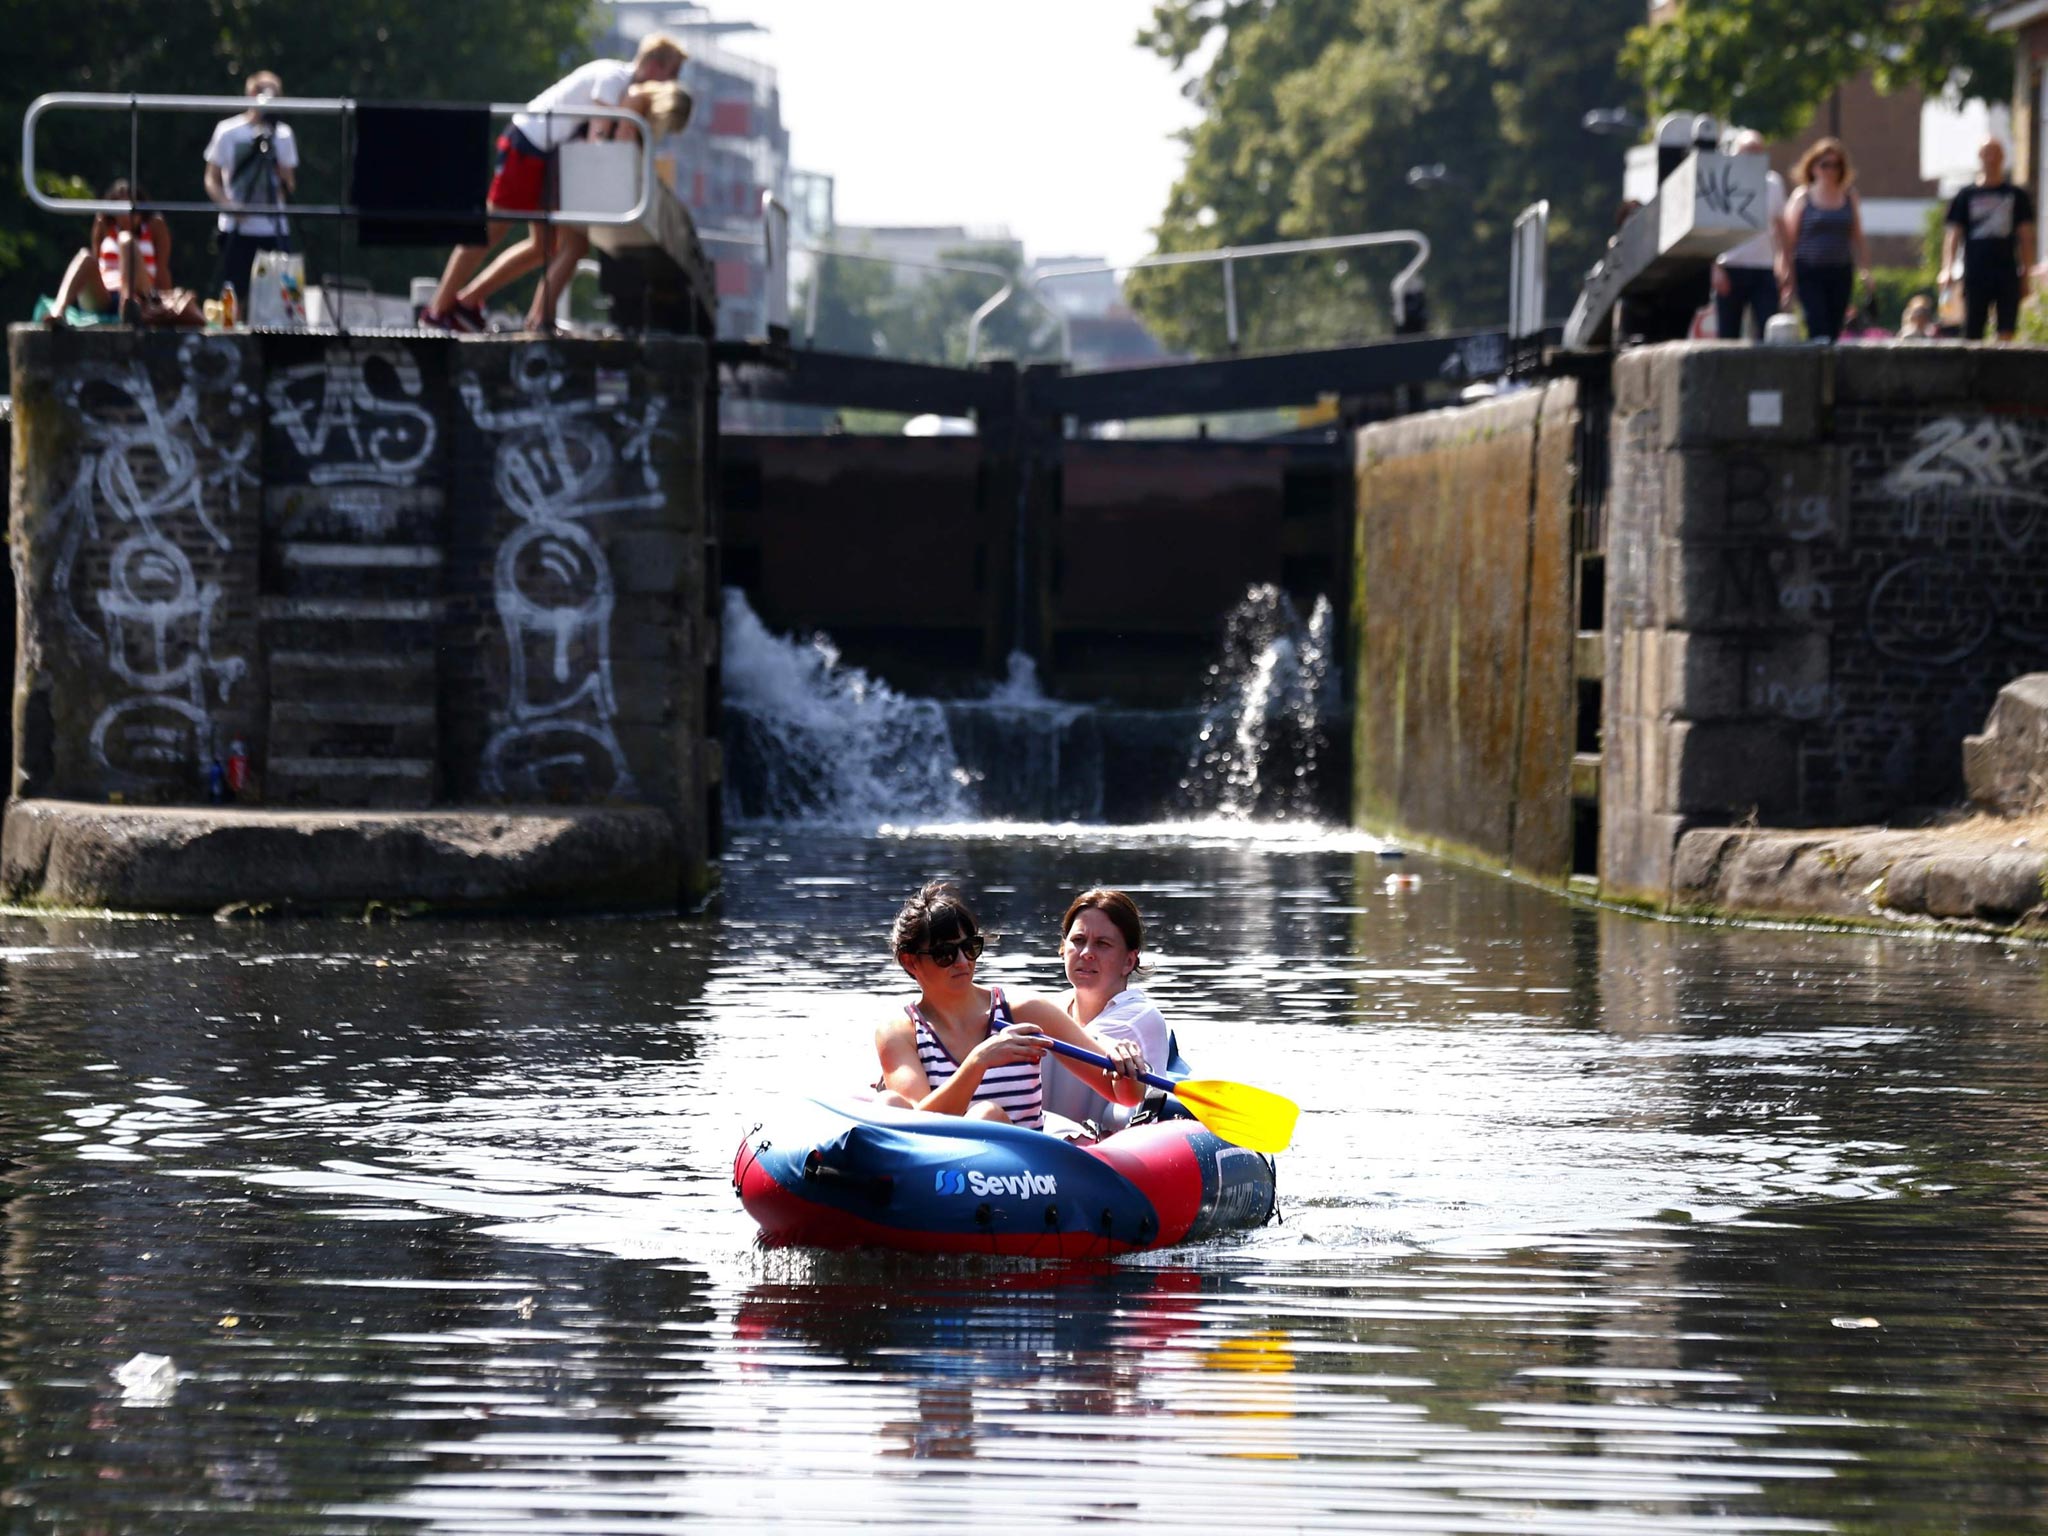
xmin=203 ymin=70 xmax=300 ymax=306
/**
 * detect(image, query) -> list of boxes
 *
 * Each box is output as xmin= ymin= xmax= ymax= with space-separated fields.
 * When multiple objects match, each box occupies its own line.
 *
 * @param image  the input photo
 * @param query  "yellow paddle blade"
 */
xmin=1171 ymin=1077 xmax=1299 ymax=1155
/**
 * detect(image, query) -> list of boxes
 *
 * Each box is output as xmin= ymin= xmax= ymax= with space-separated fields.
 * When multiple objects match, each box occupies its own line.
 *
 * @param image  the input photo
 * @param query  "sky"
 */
xmin=700 ymin=1 xmax=1206 ymax=265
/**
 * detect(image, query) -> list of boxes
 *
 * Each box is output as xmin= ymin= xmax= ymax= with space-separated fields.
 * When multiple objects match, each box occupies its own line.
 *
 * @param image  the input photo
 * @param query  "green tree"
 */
xmin=1624 ymin=0 xmax=2011 ymax=140
xmin=1 ymin=0 xmax=596 ymax=319
xmin=1128 ymin=0 xmax=1640 ymax=353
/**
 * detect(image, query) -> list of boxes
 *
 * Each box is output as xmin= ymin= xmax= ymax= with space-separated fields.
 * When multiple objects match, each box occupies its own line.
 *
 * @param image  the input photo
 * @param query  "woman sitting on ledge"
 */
xmin=874 ymin=880 xmax=1148 ymax=1130
xmin=38 ymin=179 xmax=175 ymax=326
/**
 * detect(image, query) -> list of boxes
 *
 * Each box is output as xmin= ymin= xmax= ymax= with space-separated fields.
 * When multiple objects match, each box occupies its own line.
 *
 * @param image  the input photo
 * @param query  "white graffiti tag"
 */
xmin=52 ymin=337 xmax=255 ymax=788
xmin=266 ymin=345 xmax=437 ymax=489
xmin=458 ymin=348 xmax=668 ymax=800
xmin=1886 ymin=417 xmax=2048 ymax=514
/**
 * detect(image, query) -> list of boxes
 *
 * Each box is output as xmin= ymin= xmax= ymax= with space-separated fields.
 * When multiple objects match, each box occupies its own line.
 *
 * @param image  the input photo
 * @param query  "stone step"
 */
xmin=268 ymin=729 xmax=437 ymax=765
xmin=261 ymin=754 xmax=437 ymax=809
xmin=268 ymin=650 xmax=437 ymax=706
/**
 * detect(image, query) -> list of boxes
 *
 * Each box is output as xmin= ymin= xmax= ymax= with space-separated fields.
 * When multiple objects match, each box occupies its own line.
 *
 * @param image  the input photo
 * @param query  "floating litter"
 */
xmin=1830 ymin=1316 xmax=1882 ymax=1330
xmin=1384 ymin=874 xmax=1421 ymax=893
xmin=1376 ymin=847 xmax=1406 ymax=859
xmin=112 ymin=1352 xmax=179 ymax=1404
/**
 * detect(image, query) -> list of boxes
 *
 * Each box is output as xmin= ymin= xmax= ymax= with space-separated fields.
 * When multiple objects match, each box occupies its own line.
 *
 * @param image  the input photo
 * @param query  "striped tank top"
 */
xmin=908 ymin=986 xmax=1045 ymax=1132
xmin=98 ymin=231 xmax=158 ymax=289
xmin=1794 ymin=195 xmax=1854 ymax=267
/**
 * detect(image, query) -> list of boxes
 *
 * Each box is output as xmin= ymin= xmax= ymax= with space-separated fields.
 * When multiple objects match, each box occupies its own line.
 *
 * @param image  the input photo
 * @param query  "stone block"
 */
xmin=1967 ymin=345 xmax=2048 ymax=410
xmin=1741 ymin=633 xmax=1834 ymax=723
xmin=1667 ymin=718 xmax=1800 ymax=817
xmin=1652 ymin=342 xmax=1826 ymax=448
xmin=1660 ymin=540 xmax=1830 ymax=632
xmin=1831 ymin=342 xmax=1981 ymax=407
xmin=1963 ymin=673 xmax=2048 ymax=815
xmin=1663 ymin=632 xmax=1747 ymax=720
xmin=1663 ymin=447 xmax=1843 ymax=545
xmin=1598 ymin=804 xmax=1691 ymax=907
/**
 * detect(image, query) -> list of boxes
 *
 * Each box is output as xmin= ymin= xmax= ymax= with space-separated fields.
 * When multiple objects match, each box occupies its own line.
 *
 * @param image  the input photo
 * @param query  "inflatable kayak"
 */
xmin=733 ymin=1098 xmax=1278 ymax=1257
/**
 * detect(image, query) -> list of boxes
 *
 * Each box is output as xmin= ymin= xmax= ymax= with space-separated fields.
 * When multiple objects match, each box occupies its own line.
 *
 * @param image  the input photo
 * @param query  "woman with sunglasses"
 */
xmin=874 ymin=881 xmax=1149 ymax=1130
xmin=1782 ymin=137 xmax=1871 ymax=343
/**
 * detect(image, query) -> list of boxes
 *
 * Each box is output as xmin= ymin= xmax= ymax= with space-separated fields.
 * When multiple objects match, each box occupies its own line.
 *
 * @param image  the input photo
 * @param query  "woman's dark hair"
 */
xmin=1060 ymin=888 xmax=1149 ymax=979
xmin=891 ymin=880 xmax=980 ymax=957
xmin=89 ymin=179 xmax=145 ymax=248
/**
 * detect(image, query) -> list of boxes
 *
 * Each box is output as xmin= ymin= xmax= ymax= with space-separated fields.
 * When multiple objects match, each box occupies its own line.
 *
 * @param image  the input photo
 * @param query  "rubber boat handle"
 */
xmin=1041 ymin=1036 xmax=1176 ymax=1093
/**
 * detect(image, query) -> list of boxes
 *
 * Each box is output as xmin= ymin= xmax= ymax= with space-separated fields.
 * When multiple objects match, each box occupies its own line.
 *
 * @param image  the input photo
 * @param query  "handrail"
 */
xmin=1028 ymin=230 xmax=1433 ymax=356
xmin=22 ymin=91 xmax=655 ymax=228
xmin=699 ymin=227 xmax=1067 ymax=362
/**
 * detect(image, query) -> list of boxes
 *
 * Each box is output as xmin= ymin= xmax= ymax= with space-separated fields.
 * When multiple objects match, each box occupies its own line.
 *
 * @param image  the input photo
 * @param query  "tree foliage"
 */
xmin=800 ymin=243 xmax=1060 ymax=365
xmin=0 ymin=0 xmax=597 ymax=319
xmin=1127 ymin=0 xmax=1640 ymax=353
xmin=1624 ymin=0 xmax=2011 ymax=140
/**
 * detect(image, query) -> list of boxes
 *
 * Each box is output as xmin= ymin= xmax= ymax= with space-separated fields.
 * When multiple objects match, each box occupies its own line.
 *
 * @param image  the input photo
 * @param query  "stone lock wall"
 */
xmin=8 ymin=326 xmax=715 ymax=897
xmin=1603 ymin=343 xmax=2048 ymax=905
xmin=1351 ymin=379 xmax=1581 ymax=881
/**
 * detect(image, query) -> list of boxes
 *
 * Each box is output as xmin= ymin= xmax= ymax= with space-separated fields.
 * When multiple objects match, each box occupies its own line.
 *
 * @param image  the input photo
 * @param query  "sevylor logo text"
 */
xmin=934 ymin=1167 xmax=1057 ymax=1198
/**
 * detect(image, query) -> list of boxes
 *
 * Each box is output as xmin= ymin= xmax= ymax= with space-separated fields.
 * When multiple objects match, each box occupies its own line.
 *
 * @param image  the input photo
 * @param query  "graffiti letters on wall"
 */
xmin=1874 ymin=416 xmax=2048 ymax=666
xmin=458 ymin=348 xmax=667 ymax=800
xmin=51 ymin=337 xmax=257 ymax=791
xmin=266 ymin=344 xmax=437 ymax=521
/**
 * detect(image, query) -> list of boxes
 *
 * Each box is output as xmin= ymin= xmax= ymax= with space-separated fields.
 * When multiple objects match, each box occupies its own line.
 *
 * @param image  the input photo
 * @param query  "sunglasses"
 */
xmin=916 ymin=933 xmax=985 ymax=966
xmin=1816 ymin=158 xmax=1843 ymax=171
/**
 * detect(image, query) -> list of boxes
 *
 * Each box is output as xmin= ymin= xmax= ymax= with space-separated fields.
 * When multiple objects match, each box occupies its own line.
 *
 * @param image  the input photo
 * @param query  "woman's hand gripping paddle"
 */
xmin=1042 ymin=1038 xmax=1298 ymax=1154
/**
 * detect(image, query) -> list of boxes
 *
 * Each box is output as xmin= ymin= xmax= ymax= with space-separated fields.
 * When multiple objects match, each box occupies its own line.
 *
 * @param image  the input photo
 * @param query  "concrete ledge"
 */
xmin=0 ymin=801 xmax=685 ymax=916
xmin=1671 ymin=824 xmax=2048 ymax=935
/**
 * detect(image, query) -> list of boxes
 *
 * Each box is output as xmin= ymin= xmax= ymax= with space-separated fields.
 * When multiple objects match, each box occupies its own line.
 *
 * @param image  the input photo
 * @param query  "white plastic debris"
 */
xmin=112 ymin=1352 xmax=180 ymax=1404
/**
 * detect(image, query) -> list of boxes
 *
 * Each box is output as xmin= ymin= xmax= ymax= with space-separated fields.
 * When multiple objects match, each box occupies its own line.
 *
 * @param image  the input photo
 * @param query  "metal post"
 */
xmin=1222 ymin=255 xmax=1240 ymax=353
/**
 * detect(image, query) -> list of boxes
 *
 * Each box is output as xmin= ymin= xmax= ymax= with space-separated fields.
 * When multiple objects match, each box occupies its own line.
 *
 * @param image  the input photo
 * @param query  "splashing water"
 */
xmin=1180 ymin=585 xmax=1336 ymax=821
xmin=719 ymin=589 xmax=969 ymax=827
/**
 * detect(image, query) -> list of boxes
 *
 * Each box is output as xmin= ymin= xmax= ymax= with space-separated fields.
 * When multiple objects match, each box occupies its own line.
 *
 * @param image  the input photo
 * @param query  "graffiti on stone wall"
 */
xmin=1439 ymin=332 xmax=1507 ymax=382
xmin=266 ymin=346 xmax=436 ymax=535
xmin=458 ymin=347 xmax=667 ymax=800
xmin=1723 ymin=455 xmax=1833 ymax=541
xmin=1870 ymin=415 xmax=2048 ymax=665
xmin=50 ymin=337 xmax=256 ymax=787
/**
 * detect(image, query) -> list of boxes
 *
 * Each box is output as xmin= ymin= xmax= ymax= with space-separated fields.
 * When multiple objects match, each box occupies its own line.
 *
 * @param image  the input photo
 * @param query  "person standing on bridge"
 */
xmin=202 ymin=71 xmax=299 ymax=309
xmin=420 ymin=33 xmax=686 ymax=333
xmin=1782 ymin=137 xmax=1870 ymax=343
xmin=1942 ymin=137 xmax=2035 ymax=342
xmin=1710 ymin=131 xmax=1785 ymax=341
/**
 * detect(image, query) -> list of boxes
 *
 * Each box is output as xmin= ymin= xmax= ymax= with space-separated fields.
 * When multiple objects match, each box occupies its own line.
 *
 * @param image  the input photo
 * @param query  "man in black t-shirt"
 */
xmin=1942 ymin=138 xmax=2036 ymax=340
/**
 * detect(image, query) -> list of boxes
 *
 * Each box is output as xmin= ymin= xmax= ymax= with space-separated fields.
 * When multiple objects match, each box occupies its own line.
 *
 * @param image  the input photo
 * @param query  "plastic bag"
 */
xmin=247 ymin=250 xmax=307 ymax=328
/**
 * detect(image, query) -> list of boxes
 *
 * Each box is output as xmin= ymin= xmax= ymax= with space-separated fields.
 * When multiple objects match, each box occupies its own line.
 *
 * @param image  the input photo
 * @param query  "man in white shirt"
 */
xmin=203 ymin=70 xmax=299 ymax=306
xmin=1710 ymin=130 xmax=1786 ymax=341
xmin=421 ymin=33 xmax=685 ymax=332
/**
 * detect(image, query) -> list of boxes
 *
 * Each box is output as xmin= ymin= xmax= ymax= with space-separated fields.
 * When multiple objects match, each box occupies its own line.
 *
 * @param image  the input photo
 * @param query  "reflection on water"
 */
xmin=5 ymin=826 xmax=2048 ymax=1528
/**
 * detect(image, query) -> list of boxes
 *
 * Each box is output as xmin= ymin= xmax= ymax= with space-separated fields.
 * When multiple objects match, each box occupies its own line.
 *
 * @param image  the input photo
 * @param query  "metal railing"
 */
xmin=23 ymin=91 xmax=658 ymax=229
xmin=1029 ymin=230 xmax=1432 ymax=356
xmin=699 ymin=226 xmax=1068 ymax=363
xmin=708 ymin=217 xmax=1433 ymax=364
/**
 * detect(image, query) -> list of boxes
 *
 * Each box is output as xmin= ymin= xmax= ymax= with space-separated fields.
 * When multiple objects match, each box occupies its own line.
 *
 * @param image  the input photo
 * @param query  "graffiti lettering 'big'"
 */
xmin=52 ymin=337 xmax=257 ymax=790
xmin=459 ymin=349 xmax=667 ymax=800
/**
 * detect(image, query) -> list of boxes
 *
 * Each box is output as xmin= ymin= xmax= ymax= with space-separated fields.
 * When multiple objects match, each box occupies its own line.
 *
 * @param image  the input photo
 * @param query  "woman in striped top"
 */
xmin=46 ymin=179 xmax=175 ymax=324
xmin=874 ymin=881 xmax=1149 ymax=1131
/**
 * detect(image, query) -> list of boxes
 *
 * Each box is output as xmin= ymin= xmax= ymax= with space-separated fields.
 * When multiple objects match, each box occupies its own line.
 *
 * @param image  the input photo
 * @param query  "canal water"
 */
xmin=6 ymin=820 xmax=2048 ymax=1531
